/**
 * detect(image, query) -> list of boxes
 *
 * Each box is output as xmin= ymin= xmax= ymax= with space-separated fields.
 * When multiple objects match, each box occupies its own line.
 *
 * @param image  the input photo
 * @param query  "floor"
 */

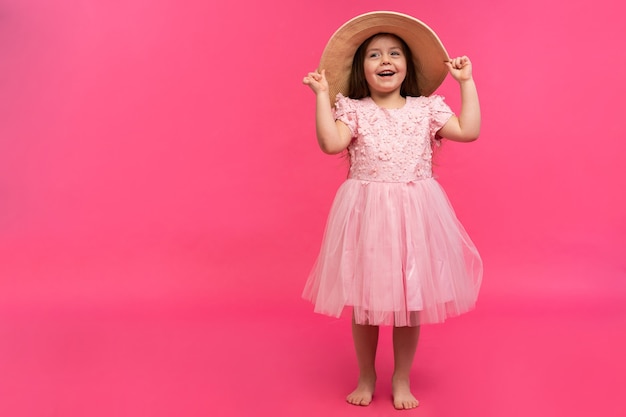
xmin=0 ymin=242 xmax=624 ymax=417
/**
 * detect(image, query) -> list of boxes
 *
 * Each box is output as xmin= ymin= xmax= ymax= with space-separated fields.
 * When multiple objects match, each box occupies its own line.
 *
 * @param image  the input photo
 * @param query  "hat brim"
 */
xmin=319 ymin=11 xmax=450 ymax=107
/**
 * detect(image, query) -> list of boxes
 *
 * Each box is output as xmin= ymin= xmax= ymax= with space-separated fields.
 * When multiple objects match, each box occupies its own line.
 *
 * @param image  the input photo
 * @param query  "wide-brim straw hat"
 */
xmin=319 ymin=11 xmax=450 ymax=107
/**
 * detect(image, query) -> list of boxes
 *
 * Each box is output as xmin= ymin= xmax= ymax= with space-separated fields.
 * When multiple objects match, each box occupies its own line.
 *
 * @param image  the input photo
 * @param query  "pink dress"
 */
xmin=302 ymin=94 xmax=482 ymax=327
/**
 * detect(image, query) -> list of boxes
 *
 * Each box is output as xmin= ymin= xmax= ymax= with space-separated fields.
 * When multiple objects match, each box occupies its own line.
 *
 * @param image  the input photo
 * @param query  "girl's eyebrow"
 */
xmin=366 ymin=46 xmax=402 ymax=53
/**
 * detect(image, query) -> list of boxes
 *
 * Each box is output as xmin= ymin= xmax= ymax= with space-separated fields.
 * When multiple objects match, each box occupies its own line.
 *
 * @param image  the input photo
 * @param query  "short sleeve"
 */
xmin=332 ymin=94 xmax=357 ymax=137
xmin=428 ymin=95 xmax=454 ymax=133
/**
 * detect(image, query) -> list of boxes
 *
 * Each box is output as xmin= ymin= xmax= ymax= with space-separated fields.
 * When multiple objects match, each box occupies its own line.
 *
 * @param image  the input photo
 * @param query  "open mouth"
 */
xmin=378 ymin=70 xmax=395 ymax=77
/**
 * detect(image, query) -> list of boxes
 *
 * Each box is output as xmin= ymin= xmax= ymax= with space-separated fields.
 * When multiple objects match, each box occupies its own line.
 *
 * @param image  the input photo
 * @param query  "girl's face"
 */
xmin=363 ymin=35 xmax=407 ymax=97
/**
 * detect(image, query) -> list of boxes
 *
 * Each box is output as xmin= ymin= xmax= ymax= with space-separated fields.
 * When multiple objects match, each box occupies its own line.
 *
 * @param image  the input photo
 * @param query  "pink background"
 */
xmin=1 ymin=0 xmax=625 ymax=416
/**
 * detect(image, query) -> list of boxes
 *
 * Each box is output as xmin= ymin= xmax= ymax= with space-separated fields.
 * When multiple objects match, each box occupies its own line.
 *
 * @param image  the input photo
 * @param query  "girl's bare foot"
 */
xmin=392 ymin=376 xmax=419 ymax=410
xmin=346 ymin=375 xmax=376 ymax=406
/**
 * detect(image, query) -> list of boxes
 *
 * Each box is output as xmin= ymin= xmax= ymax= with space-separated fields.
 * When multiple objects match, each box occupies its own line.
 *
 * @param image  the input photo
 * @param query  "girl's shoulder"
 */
xmin=407 ymin=94 xmax=446 ymax=104
xmin=406 ymin=94 xmax=451 ymax=113
xmin=333 ymin=94 xmax=373 ymax=117
xmin=334 ymin=93 xmax=366 ymax=107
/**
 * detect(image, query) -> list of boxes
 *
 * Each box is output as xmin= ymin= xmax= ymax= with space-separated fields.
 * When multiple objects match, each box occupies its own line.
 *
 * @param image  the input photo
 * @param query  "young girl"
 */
xmin=302 ymin=12 xmax=482 ymax=410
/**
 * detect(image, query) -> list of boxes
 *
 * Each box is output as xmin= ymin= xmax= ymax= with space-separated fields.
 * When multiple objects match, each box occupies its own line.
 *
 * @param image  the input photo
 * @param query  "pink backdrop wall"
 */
xmin=1 ymin=0 xmax=625 ymax=308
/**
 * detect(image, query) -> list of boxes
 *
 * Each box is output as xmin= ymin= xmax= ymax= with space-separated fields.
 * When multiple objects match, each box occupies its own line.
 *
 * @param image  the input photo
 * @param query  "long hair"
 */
xmin=347 ymin=33 xmax=421 ymax=99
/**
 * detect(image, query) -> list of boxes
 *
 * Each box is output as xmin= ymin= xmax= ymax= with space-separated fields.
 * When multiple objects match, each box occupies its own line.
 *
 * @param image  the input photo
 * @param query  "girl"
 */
xmin=302 ymin=12 xmax=482 ymax=410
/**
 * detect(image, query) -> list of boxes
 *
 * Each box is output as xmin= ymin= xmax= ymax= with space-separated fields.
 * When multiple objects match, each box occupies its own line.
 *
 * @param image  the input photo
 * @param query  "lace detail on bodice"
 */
xmin=334 ymin=94 xmax=453 ymax=183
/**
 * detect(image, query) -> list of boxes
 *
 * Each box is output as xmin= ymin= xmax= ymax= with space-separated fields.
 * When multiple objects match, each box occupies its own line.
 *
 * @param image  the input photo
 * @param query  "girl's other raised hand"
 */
xmin=445 ymin=56 xmax=473 ymax=83
xmin=303 ymin=69 xmax=329 ymax=95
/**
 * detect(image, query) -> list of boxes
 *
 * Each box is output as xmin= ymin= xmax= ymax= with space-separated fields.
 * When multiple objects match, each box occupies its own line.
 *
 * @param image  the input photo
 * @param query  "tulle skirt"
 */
xmin=302 ymin=178 xmax=482 ymax=327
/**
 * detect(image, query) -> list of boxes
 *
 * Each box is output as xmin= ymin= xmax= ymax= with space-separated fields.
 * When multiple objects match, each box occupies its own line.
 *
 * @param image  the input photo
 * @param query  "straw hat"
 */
xmin=318 ymin=11 xmax=450 ymax=107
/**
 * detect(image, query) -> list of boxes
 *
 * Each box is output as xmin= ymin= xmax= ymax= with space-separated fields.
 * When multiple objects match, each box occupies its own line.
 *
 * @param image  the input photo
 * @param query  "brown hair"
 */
xmin=347 ymin=33 xmax=421 ymax=99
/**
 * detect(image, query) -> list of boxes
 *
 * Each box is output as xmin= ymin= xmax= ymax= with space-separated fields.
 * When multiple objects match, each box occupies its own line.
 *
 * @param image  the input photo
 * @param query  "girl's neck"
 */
xmin=369 ymin=92 xmax=406 ymax=109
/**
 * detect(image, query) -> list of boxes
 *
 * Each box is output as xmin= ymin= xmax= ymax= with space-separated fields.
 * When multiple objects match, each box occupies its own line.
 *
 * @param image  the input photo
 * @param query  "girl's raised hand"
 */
xmin=303 ymin=69 xmax=329 ymax=95
xmin=445 ymin=56 xmax=473 ymax=83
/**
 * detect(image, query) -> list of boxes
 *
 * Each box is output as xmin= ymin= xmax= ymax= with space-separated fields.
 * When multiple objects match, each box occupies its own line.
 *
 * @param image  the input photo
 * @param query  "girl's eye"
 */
xmin=391 ymin=51 xmax=401 ymax=56
xmin=369 ymin=52 xmax=380 ymax=58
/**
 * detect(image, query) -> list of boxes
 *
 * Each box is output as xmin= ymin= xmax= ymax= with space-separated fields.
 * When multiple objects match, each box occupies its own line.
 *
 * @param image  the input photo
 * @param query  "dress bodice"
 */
xmin=333 ymin=94 xmax=453 ymax=183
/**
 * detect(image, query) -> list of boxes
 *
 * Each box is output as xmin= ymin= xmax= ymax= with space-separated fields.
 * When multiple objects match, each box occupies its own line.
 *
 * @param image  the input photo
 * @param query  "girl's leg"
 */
xmin=392 ymin=325 xmax=420 ymax=409
xmin=346 ymin=315 xmax=379 ymax=406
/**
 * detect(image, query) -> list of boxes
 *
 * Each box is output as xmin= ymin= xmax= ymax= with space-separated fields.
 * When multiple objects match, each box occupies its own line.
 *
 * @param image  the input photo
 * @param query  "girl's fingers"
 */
xmin=303 ymin=71 xmax=320 ymax=84
xmin=303 ymin=69 xmax=328 ymax=88
xmin=446 ymin=57 xmax=470 ymax=70
xmin=303 ymin=69 xmax=326 ymax=81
